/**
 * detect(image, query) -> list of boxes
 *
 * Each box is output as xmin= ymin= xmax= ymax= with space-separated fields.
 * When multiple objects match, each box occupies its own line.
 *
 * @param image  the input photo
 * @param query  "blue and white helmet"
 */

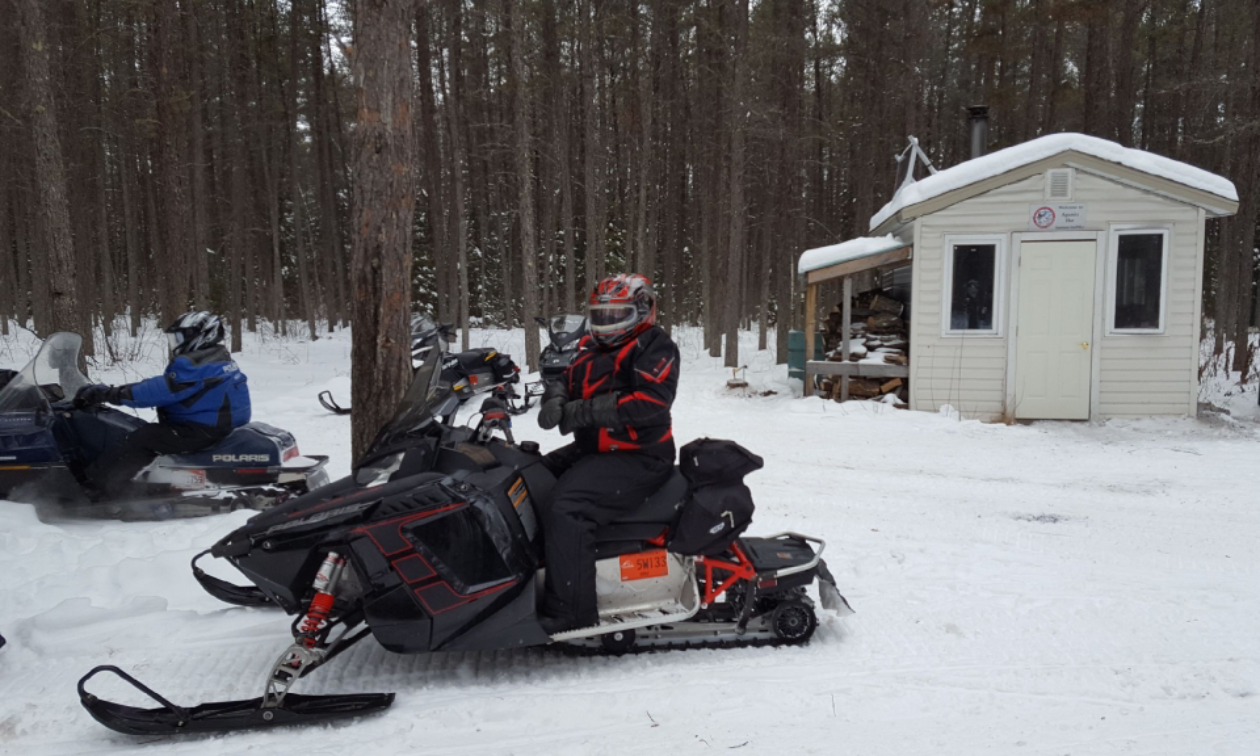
xmin=165 ymin=311 xmax=226 ymax=356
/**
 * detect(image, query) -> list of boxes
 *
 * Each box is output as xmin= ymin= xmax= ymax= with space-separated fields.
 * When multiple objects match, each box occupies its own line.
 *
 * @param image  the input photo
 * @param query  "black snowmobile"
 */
xmin=319 ymin=314 xmax=533 ymax=416
xmin=78 ymin=347 xmax=852 ymax=736
xmin=0 ymin=332 xmax=330 ymax=519
xmin=533 ymin=313 xmax=587 ymax=384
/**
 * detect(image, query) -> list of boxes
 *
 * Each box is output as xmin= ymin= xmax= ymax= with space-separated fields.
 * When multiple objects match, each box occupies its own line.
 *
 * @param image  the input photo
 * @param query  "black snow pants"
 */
xmin=540 ymin=443 xmax=672 ymax=626
xmin=85 ymin=421 xmax=228 ymax=496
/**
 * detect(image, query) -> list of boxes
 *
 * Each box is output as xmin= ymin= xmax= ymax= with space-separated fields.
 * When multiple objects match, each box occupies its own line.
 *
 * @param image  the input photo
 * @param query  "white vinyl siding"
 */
xmin=909 ymin=169 xmax=1201 ymax=419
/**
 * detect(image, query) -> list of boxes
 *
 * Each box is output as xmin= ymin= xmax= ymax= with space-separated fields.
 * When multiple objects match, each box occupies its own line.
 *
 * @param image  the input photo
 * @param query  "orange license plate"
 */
xmin=620 ymin=550 xmax=669 ymax=581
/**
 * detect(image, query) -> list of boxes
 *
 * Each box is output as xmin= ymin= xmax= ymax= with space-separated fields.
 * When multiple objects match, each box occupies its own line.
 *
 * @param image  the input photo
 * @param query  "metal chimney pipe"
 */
xmin=968 ymin=105 xmax=989 ymax=159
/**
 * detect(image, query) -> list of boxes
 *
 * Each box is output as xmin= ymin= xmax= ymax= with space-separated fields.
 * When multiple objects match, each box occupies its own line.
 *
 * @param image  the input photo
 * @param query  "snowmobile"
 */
xmin=319 ymin=314 xmax=534 ymax=416
xmin=0 ymin=332 xmax=330 ymax=520
xmin=524 ymin=313 xmax=587 ymax=395
xmin=78 ymin=347 xmax=853 ymax=736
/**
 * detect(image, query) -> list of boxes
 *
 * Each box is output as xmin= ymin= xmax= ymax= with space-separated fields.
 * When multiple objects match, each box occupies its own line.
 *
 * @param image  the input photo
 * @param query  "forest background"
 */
xmin=4 ymin=0 xmax=1259 ymax=378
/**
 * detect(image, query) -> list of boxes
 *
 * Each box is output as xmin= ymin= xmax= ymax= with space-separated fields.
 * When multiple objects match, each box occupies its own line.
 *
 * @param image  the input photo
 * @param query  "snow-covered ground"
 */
xmin=2 ymin=322 xmax=1259 ymax=755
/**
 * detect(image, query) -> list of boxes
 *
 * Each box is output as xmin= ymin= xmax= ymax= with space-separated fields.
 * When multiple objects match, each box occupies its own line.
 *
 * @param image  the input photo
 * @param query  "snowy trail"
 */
xmin=2 ymin=327 xmax=1260 ymax=754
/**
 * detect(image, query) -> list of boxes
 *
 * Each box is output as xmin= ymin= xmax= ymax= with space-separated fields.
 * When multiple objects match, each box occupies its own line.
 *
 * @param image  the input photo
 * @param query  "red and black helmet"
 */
xmin=587 ymin=273 xmax=657 ymax=347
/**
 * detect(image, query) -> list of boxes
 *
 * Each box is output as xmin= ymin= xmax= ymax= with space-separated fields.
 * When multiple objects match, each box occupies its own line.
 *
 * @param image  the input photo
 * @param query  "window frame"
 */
xmin=1107 ymin=226 xmax=1170 ymax=335
xmin=941 ymin=234 xmax=1007 ymax=338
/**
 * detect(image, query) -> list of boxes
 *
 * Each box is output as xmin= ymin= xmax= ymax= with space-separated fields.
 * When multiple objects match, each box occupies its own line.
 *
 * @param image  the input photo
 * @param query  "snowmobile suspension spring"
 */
xmin=299 ymin=592 xmax=336 ymax=647
xmin=298 ymin=551 xmax=344 ymax=647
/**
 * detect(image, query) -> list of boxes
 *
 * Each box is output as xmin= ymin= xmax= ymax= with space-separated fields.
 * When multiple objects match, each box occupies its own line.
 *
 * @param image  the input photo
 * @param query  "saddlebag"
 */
xmin=443 ymin=349 xmax=521 ymax=391
xmin=668 ymin=438 xmax=764 ymax=556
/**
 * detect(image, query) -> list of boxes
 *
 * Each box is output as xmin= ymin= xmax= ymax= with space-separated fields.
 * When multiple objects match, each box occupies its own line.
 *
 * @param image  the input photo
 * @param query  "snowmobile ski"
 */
xmin=78 ymin=666 xmax=393 ymax=736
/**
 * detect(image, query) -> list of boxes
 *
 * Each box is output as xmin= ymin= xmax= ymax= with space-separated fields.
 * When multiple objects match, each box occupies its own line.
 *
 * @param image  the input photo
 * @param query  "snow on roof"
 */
xmin=869 ymin=132 xmax=1239 ymax=231
xmin=798 ymin=235 xmax=907 ymax=275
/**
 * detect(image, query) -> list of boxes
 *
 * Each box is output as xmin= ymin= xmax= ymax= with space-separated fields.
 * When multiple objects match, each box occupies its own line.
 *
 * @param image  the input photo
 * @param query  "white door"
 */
xmin=1015 ymin=241 xmax=1096 ymax=420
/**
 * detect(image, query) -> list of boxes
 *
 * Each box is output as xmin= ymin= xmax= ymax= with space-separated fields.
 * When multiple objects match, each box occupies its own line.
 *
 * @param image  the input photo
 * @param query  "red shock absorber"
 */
xmin=297 ymin=552 xmax=344 ymax=648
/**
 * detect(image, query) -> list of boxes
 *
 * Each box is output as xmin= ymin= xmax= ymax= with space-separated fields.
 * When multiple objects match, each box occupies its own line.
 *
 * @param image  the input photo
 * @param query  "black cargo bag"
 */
xmin=668 ymin=438 xmax=764 ymax=556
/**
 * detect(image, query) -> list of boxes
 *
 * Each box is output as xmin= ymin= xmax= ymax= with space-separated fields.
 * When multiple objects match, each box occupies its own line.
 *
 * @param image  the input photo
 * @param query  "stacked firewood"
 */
xmin=816 ymin=290 xmax=909 ymax=406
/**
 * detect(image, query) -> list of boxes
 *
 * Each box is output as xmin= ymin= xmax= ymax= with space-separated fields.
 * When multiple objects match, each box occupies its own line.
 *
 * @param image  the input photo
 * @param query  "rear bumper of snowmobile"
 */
xmin=747 ymin=532 xmax=854 ymax=616
xmin=79 ymin=666 xmax=393 ymax=736
xmin=277 ymin=455 xmax=330 ymax=489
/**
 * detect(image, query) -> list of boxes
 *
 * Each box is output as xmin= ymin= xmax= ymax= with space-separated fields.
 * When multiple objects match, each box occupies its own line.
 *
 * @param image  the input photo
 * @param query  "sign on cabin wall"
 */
xmin=1028 ymin=203 xmax=1087 ymax=231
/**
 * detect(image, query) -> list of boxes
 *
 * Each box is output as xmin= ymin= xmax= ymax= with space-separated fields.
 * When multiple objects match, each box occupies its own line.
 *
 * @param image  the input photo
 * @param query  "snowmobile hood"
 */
xmin=212 ymin=471 xmax=437 ymax=558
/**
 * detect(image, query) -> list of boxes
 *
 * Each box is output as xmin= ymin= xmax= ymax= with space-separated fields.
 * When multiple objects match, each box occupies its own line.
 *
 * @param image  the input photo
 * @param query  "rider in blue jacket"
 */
xmin=75 ymin=312 xmax=251 ymax=497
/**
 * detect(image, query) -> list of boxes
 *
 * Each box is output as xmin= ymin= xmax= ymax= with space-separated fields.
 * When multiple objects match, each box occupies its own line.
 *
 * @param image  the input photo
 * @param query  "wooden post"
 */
xmin=840 ymin=275 xmax=852 ymax=401
xmin=803 ymin=281 xmax=817 ymax=396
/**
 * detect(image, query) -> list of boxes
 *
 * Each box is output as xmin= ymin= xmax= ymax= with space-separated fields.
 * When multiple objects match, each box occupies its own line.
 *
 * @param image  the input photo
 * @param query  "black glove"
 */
xmin=74 ymin=384 xmax=109 ymax=409
xmin=558 ymin=393 xmax=621 ymax=435
xmin=537 ymin=381 xmax=569 ymax=431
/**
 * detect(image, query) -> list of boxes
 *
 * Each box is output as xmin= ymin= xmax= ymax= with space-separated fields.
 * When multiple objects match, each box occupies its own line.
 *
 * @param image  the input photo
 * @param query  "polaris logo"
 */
xmin=213 ymin=454 xmax=272 ymax=463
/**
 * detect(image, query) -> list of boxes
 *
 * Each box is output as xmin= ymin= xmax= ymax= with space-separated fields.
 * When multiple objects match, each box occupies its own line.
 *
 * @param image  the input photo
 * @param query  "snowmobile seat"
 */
xmin=609 ymin=468 xmax=688 ymax=526
xmin=162 ymin=422 xmax=296 ymax=467
xmin=592 ymin=469 xmax=688 ymax=554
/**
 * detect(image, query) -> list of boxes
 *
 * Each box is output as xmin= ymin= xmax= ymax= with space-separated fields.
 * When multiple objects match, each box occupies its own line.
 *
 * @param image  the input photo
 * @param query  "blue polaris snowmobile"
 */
xmin=0 ymin=332 xmax=329 ymax=519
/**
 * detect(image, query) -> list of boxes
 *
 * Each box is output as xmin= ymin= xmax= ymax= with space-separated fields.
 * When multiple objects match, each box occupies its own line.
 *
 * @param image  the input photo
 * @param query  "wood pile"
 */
xmin=816 ymin=289 xmax=909 ymax=407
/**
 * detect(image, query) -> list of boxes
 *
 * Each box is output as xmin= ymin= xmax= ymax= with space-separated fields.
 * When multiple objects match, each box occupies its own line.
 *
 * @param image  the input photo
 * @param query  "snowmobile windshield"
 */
xmin=410 ymin=314 xmax=438 ymax=344
xmin=360 ymin=346 xmax=446 ymax=462
xmin=0 ymin=332 xmax=92 ymax=412
xmin=548 ymin=314 xmax=587 ymax=348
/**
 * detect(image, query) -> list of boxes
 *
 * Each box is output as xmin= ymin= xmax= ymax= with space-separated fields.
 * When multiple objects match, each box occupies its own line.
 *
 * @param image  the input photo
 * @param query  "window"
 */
xmin=1110 ymin=230 xmax=1168 ymax=332
xmin=943 ymin=238 xmax=1003 ymax=335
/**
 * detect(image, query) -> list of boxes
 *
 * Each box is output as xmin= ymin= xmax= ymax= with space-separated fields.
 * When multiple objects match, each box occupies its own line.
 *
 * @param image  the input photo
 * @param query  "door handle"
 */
xmin=1080 ymin=341 xmax=1091 ymax=350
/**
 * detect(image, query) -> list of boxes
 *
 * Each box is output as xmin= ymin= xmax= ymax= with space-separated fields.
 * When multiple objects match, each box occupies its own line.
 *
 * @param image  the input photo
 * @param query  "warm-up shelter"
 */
xmin=801 ymin=132 xmax=1238 ymax=421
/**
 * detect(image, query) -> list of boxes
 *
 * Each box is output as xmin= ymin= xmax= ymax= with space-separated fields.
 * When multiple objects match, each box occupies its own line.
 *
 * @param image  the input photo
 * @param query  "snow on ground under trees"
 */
xmin=1 ymin=323 xmax=1258 ymax=755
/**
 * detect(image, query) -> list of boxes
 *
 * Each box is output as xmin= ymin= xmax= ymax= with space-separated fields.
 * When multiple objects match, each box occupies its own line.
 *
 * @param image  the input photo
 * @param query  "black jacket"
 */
xmin=563 ymin=325 xmax=679 ymax=459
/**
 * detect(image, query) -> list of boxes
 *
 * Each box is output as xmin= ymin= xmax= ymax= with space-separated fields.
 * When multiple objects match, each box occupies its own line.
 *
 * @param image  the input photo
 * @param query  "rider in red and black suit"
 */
xmin=536 ymin=274 xmax=679 ymax=634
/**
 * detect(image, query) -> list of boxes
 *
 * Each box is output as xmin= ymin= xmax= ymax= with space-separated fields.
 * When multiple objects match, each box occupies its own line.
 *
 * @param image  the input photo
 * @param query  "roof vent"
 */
xmin=1046 ymin=168 xmax=1074 ymax=200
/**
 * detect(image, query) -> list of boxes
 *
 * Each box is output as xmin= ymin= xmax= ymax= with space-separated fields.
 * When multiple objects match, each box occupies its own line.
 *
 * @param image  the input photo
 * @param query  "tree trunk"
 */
xmin=555 ymin=34 xmax=577 ymax=312
xmin=15 ymin=0 xmax=80 ymax=335
xmin=723 ymin=0 xmax=748 ymax=367
xmin=446 ymin=0 xmax=470 ymax=349
xmin=289 ymin=0 xmax=319 ymax=340
xmin=0 ymin=148 xmax=12 ymax=333
xmin=349 ymin=0 xmax=417 ymax=460
xmin=309 ymin=0 xmax=345 ymax=330
xmin=185 ymin=2 xmax=211 ymax=308
xmin=509 ymin=0 xmax=541 ymax=372
xmin=580 ymin=0 xmax=604 ymax=295
xmin=415 ymin=2 xmax=450 ymax=322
